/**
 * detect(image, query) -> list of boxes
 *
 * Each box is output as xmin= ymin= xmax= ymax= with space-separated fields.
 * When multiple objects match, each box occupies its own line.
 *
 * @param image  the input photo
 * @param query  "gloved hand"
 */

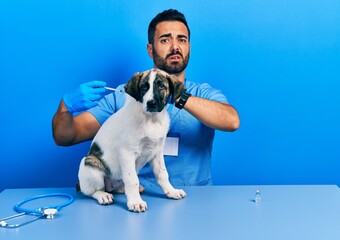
xmin=63 ymin=81 xmax=107 ymax=113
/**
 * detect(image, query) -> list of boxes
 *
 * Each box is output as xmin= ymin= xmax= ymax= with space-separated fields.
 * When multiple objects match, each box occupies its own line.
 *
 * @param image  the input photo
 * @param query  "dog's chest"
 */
xmin=139 ymin=135 xmax=163 ymax=152
xmin=132 ymin=134 xmax=164 ymax=170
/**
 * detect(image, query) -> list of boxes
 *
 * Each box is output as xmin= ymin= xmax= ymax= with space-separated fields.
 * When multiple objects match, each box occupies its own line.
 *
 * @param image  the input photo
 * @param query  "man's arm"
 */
xmin=52 ymin=100 xmax=101 ymax=146
xmin=52 ymin=80 xmax=108 ymax=146
xmin=183 ymin=96 xmax=240 ymax=132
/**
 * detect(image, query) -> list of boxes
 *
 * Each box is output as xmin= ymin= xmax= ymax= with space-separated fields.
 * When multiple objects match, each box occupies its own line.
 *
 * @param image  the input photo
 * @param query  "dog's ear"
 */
xmin=167 ymin=74 xmax=186 ymax=104
xmin=124 ymin=72 xmax=143 ymax=102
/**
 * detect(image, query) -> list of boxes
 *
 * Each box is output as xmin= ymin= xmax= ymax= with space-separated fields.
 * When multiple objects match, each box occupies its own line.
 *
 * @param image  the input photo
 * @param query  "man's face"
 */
xmin=147 ymin=21 xmax=191 ymax=75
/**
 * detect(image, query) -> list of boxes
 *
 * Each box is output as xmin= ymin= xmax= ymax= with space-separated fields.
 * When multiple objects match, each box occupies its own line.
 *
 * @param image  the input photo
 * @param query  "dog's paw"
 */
xmin=166 ymin=189 xmax=187 ymax=200
xmin=92 ymin=191 xmax=114 ymax=205
xmin=127 ymin=199 xmax=148 ymax=212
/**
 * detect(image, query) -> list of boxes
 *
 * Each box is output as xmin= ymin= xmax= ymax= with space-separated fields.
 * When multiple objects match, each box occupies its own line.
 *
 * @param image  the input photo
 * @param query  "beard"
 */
xmin=152 ymin=47 xmax=190 ymax=74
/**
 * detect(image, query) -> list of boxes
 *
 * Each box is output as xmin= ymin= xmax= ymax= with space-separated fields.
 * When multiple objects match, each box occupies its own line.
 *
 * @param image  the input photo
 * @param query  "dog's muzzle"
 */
xmin=146 ymin=99 xmax=163 ymax=112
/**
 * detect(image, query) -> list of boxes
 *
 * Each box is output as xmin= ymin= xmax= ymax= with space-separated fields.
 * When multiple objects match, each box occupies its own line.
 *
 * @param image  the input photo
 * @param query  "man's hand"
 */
xmin=63 ymin=81 xmax=107 ymax=113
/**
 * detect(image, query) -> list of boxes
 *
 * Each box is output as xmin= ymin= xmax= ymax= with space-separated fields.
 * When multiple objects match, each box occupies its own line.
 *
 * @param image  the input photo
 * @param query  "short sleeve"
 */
xmin=186 ymin=82 xmax=229 ymax=103
xmin=87 ymin=84 xmax=126 ymax=125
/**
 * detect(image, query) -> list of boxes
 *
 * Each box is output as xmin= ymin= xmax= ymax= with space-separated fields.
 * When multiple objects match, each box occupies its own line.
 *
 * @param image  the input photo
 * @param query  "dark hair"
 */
xmin=148 ymin=9 xmax=190 ymax=44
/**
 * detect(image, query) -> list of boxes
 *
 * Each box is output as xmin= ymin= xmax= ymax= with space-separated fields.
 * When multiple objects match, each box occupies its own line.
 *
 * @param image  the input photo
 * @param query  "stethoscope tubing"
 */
xmin=14 ymin=193 xmax=74 ymax=214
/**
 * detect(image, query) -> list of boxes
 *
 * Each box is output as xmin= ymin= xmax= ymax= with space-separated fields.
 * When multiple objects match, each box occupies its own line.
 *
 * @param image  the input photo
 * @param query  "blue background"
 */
xmin=1 ymin=0 xmax=339 ymax=191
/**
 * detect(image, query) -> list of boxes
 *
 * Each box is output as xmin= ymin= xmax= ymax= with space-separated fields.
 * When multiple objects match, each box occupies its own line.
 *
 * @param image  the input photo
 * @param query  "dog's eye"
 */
xmin=158 ymin=83 xmax=166 ymax=90
xmin=141 ymin=83 xmax=149 ymax=91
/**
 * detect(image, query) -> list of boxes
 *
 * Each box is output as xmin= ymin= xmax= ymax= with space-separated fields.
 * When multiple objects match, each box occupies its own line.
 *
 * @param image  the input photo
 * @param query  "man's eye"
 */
xmin=160 ymin=38 xmax=169 ymax=43
xmin=179 ymin=38 xmax=187 ymax=43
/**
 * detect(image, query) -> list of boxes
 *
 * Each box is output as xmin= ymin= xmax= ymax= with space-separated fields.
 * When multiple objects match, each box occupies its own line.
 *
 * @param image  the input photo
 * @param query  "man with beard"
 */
xmin=52 ymin=9 xmax=240 ymax=187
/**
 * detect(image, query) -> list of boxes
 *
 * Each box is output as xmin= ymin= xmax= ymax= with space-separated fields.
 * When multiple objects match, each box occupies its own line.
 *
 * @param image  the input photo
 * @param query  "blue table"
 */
xmin=1 ymin=185 xmax=340 ymax=240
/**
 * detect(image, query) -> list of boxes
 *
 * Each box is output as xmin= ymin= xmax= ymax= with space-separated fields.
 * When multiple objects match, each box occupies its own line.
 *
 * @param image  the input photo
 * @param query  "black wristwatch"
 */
xmin=175 ymin=92 xmax=191 ymax=109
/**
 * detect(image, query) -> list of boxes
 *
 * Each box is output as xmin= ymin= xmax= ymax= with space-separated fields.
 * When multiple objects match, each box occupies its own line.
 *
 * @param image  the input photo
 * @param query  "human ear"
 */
xmin=147 ymin=43 xmax=153 ymax=58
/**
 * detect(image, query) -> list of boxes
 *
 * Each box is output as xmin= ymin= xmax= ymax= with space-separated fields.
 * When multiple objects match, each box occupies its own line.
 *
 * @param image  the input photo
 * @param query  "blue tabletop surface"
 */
xmin=1 ymin=185 xmax=340 ymax=240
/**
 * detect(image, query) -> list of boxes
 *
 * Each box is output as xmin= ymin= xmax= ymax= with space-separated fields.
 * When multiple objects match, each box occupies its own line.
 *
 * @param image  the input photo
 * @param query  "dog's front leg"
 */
xmin=150 ymin=153 xmax=187 ymax=199
xmin=119 ymin=153 xmax=147 ymax=212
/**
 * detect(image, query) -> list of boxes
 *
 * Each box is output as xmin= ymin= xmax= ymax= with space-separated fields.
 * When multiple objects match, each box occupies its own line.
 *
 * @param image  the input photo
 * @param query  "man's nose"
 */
xmin=170 ymin=41 xmax=180 ymax=52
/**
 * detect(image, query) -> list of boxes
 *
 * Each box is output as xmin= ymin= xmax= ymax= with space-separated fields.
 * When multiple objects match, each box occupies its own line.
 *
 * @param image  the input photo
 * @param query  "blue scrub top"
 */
xmin=88 ymin=80 xmax=228 ymax=187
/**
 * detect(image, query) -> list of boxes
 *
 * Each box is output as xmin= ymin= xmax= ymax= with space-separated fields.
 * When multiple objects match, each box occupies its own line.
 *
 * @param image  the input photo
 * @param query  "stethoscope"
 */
xmin=0 ymin=193 xmax=74 ymax=228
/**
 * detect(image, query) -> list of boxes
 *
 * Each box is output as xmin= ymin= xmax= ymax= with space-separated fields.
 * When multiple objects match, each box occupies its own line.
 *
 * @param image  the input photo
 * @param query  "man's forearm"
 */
xmin=52 ymin=100 xmax=78 ymax=146
xmin=183 ymin=96 xmax=240 ymax=131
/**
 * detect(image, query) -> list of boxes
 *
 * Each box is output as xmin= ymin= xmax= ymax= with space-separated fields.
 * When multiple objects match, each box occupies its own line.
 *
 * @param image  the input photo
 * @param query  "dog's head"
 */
xmin=124 ymin=68 xmax=185 ymax=113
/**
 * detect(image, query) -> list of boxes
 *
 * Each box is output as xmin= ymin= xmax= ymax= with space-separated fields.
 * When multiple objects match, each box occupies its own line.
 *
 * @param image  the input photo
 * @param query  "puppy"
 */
xmin=78 ymin=68 xmax=187 ymax=212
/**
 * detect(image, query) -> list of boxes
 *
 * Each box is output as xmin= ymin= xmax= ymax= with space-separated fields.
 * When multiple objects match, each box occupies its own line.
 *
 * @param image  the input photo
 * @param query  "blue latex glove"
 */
xmin=63 ymin=81 xmax=107 ymax=113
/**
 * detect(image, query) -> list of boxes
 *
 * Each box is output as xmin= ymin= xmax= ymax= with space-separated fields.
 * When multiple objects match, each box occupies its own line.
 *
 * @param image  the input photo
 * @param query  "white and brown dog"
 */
xmin=78 ymin=68 xmax=187 ymax=212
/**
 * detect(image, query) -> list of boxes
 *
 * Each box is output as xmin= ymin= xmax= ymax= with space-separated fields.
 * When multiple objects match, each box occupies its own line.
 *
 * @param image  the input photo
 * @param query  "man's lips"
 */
xmin=167 ymin=54 xmax=182 ymax=61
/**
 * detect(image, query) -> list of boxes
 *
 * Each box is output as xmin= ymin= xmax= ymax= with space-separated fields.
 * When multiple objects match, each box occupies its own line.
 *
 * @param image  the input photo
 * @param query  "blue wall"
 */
xmin=1 ymin=0 xmax=339 ymax=191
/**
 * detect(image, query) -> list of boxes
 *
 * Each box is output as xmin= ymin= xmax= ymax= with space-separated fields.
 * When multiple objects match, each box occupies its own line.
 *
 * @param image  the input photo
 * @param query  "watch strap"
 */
xmin=175 ymin=92 xmax=191 ymax=109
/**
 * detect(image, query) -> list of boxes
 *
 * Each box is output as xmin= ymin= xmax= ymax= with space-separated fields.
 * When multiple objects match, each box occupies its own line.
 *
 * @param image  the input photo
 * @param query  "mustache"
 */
xmin=166 ymin=50 xmax=183 ymax=59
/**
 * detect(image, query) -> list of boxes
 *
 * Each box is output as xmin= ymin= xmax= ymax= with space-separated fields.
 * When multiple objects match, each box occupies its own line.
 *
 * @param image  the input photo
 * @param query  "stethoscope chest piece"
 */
xmin=43 ymin=208 xmax=58 ymax=219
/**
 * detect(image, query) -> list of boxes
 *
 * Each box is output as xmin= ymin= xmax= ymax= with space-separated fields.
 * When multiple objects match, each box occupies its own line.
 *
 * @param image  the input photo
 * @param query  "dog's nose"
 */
xmin=147 ymin=99 xmax=157 ymax=109
xmin=147 ymin=99 xmax=161 ymax=112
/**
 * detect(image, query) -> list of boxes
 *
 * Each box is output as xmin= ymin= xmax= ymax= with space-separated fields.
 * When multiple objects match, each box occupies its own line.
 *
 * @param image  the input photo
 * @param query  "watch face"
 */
xmin=175 ymin=92 xmax=191 ymax=109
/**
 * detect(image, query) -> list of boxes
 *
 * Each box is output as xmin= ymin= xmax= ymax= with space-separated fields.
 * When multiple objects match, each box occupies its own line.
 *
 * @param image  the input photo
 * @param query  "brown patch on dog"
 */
xmin=84 ymin=142 xmax=111 ymax=175
xmin=166 ymin=74 xmax=186 ymax=104
xmin=124 ymin=72 xmax=145 ymax=102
